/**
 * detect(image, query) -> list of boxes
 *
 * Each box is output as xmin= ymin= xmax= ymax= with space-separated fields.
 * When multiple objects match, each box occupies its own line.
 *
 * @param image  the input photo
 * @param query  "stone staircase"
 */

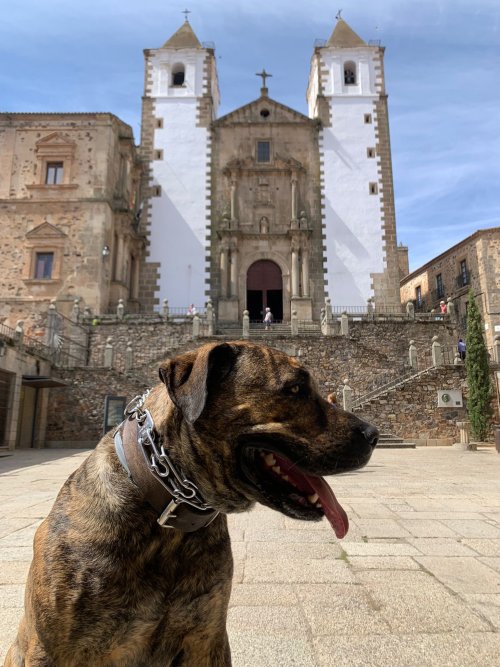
xmin=377 ymin=433 xmax=416 ymax=449
xmin=216 ymin=321 xmax=321 ymax=339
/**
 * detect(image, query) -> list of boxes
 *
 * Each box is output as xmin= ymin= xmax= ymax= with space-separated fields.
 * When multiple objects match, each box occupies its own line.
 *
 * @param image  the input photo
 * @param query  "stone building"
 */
xmin=0 ymin=112 xmax=144 ymax=332
xmin=400 ymin=227 xmax=500 ymax=347
xmin=140 ymin=17 xmax=401 ymax=318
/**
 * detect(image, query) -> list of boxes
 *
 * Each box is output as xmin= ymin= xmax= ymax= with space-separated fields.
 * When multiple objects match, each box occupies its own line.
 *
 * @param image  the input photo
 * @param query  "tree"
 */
xmin=466 ymin=289 xmax=493 ymax=441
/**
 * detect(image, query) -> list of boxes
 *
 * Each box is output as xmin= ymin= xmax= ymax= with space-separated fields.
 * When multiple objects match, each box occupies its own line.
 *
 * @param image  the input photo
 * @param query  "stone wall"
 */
xmin=45 ymin=367 xmax=150 ymax=448
xmin=44 ymin=318 xmax=470 ymax=446
xmin=356 ymin=365 xmax=499 ymax=445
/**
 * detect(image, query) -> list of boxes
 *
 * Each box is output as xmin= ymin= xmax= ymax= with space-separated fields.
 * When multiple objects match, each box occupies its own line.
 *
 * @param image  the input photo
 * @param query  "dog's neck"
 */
xmin=113 ymin=402 xmax=219 ymax=533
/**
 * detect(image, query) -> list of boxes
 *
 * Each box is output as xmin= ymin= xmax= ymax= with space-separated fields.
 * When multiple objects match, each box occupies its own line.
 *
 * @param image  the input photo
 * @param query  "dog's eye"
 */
xmin=284 ymin=384 xmax=304 ymax=397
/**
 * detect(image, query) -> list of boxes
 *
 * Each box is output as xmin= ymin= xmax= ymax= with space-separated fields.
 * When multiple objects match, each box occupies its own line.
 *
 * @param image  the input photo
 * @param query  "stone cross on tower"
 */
xmin=256 ymin=69 xmax=272 ymax=96
xmin=182 ymin=8 xmax=191 ymax=21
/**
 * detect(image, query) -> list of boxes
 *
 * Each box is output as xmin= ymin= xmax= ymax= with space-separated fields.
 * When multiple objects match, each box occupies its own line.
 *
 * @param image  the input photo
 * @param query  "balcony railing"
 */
xmin=411 ymin=299 xmax=427 ymax=312
xmin=430 ymin=288 xmax=446 ymax=304
xmin=456 ymin=271 xmax=471 ymax=289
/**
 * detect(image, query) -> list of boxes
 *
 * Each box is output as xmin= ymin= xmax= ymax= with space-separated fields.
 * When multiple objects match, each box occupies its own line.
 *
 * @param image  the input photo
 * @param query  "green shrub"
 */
xmin=466 ymin=289 xmax=493 ymax=441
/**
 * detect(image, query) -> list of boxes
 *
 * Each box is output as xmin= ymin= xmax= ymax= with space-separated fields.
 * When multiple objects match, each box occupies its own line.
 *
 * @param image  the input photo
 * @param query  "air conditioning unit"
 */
xmin=437 ymin=390 xmax=463 ymax=407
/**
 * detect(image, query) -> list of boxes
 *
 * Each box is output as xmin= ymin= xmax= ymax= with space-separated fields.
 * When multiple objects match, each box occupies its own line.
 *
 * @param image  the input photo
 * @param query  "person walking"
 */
xmin=263 ymin=307 xmax=273 ymax=330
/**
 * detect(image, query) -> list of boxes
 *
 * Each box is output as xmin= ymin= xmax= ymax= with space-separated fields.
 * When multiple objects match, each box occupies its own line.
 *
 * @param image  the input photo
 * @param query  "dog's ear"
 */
xmin=159 ymin=343 xmax=240 ymax=424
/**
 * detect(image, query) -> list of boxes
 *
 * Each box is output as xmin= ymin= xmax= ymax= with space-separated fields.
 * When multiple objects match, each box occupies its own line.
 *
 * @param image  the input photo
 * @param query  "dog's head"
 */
xmin=156 ymin=341 xmax=378 ymax=538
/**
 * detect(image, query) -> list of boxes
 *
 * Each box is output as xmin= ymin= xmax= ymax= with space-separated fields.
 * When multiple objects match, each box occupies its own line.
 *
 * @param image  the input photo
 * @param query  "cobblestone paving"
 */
xmin=1 ymin=447 xmax=499 ymax=666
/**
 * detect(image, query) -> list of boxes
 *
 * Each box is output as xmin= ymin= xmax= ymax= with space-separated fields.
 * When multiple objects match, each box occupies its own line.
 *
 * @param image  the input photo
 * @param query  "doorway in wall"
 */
xmin=246 ymin=260 xmax=283 ymax=321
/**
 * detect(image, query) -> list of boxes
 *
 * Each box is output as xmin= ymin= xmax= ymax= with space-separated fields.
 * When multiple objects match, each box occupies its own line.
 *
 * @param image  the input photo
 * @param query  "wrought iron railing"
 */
xmin=456 ymin=271 xmax=471 ymax=289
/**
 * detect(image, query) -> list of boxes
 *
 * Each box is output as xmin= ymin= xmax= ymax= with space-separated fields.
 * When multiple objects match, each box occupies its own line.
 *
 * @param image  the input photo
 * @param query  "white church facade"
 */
xmin=140 ymin=17 xmax=401 ymax=319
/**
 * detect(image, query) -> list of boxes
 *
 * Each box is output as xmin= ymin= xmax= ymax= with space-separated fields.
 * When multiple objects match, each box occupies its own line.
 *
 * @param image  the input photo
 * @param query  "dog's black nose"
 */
xmin=362 ymin=425 xmax=379 ymax=448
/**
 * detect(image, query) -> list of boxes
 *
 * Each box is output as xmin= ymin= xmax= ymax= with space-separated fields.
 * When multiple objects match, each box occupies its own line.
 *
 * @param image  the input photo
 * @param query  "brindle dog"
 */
xmin=6 ymin=341 xmax=378 ymax=667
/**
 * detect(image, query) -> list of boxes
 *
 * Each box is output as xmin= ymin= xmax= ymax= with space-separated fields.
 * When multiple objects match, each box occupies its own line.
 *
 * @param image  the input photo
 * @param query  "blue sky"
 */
xmin=1 ymin=0 xmax=499 ymax=271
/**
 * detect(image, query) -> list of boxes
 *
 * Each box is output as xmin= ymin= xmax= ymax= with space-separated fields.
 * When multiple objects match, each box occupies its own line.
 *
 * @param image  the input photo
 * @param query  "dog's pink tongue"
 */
xmin=307 ymin=475 xmax=349 ymax=539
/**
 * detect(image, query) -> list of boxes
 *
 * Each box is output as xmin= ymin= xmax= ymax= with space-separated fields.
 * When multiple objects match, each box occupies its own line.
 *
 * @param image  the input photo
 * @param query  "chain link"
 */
xmin=124 ymin=392 xmax=213 ymax=513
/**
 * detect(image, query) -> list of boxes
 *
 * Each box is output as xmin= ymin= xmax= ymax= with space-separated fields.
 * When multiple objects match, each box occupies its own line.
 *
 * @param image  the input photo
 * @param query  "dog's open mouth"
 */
xmin=238 ymin=442 xmax=349 ymax=539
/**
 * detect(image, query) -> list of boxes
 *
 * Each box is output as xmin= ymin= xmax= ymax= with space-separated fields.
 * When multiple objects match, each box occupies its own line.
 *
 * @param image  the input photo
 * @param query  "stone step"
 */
xmin=377 ymin=442 xmax=416 ymax=449
xmin=377 ymin=433 xmax=416 ymax=449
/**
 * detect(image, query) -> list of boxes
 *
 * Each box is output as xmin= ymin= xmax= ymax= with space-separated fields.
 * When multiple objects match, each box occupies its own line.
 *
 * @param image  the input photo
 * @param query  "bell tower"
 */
xmin=307 ymin=17 xmax=400 ymax=309
xmin=139 ymin=18 xmax=219 ymax=310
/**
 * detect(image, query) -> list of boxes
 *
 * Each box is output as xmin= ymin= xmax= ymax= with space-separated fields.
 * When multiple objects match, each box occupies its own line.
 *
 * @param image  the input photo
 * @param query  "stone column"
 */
xmin=342 ymin=379 xmax=353 ymax=412
xmin=447 ymin=297 xmax=456 ymax=323
xmin=291 ymin=174 xmax=298 ymax=221
xmin=220 ymin=246 xmax=229 ymax=298
xmin=161 ymin=299 xmax=169 ymax=318
xmin=431 ymin=336 xmax=444 ymax=366
xmin=14 ymin=320 xmax=24 ymax=348
xmin=494 ymin=335 xmax=500 ymax=363
xmin=406 ymin=301 xmax=415 ymax=319
xmin=301 ymin=248 xmax=310 ymax=297
xmin=230 ymin=178 xmax=237 ymax=222
xmin=291 ymin=310 xmax=299 ymax=336
xmin=192 ymin=314 xmax=200 ymax=339
xmin=117 ymin=299 xmax=125 ymax=320
xmin=291 ymin=246 xmax=300 ymax=297
xmin=340 ymin=312 xmax=349 ymax=337
xmin=125 ymin=341 xmax=134 ymax=372
xmin=409 ymin=340 xmax=417 ymax=369
xmin=367 ymin=298 xmax=374 ymax=321
xmin=104 ymin=337 xmax=114 ymax=368
xmin=116 ymin=236 xmax=125 ymax=282
xmin=230 ymin=246 xmax=238 ymax=297
xmin=46 ymin=301 xmax=58 ymax=348
xmin=206 ymin=298 xmax=214 ymax=337
xmin=71 ymin=299 xmax=81 ymax=323
xmin=457 ymin=421 xmax=470 ymax=444
xmin=242 ymin=310 xmax=250 ymax=340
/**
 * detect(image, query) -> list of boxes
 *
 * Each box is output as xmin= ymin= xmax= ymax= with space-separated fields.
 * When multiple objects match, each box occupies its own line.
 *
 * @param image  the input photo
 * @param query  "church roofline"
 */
xmin=161 ymin=20 xmax=202 ymax=49
xmin=326 ymin=18 xmax=367 ymax=48
xmin=400 ymin=227 xmax=500 ymax=285
xmin=214 ymin=95 xmax=316 ymax=125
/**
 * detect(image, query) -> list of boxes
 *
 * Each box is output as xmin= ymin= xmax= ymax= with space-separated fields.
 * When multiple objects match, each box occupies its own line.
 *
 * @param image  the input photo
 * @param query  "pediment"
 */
xmin=35 ymin=132 xmax=76 ymax=149
xmin=215 ymin=96 xmax=313 ymax=126
xmin=26 ymin=222 xmax=67 ymax=239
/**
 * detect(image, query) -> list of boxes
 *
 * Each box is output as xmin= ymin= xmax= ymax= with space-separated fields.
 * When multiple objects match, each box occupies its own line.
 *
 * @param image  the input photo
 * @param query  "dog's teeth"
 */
xmin=315 ymin=502 xmax=322 ymax=508
xmin=282 ymin=475 xmax=290 ymax=482
xmin=272 ymin=466 xmax=281 ymax=474
xmin=264 ymin=454 xmax=276 ymax=467
xmin=308 ymin=493 xmax=319 ymax=504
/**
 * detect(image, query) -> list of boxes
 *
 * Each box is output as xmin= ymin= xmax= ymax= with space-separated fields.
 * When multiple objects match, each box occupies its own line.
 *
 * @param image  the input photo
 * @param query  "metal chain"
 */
xmin=124 ymin=392 xmax=213 ymax=513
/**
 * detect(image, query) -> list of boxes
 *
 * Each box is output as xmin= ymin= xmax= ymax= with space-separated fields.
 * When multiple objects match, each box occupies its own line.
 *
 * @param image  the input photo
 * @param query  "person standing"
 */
xmin=457 ymin=338 xmax=466 ymax=361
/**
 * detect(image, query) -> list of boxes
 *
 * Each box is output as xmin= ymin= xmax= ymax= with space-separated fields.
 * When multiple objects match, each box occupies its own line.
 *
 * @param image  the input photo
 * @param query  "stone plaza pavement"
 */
xmin=1 ymin=447 xmax=500 ymax=667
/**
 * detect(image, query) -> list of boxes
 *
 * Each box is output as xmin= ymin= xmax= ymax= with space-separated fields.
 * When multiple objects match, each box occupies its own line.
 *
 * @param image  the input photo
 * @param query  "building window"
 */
xmin=153 ymin=185 xmax=161 ymax=197
xmin=369 ymin=182 xmax=378 ymax=195
xmin=344 ymin=61 xmax=356 ymax=85
xmin=436 ymin=273 xmax=444 ymax=299
xmin=172 ymin=64 xmax=185 ymax=86
xmin=415 ymin=286 xmax=422 ymax=306
xmin=45 ymin=162 xmax=64 ymax=185
xmin=34 ymin=252 xmax=54 ymax=279
xmin=457 ymin=259 xmax=470 ymax=288
xmin=367 ymin=147 xmax=375 ymax=158
xmin=156 ymin=118 xmax=164 ymax=129
xmin=256 ymin=141 xmax=271 ymax=163
xmin=154 ymin=149 xmax=163 ymax=160
xmin=364 ymin=113 xmax=372 ymax=124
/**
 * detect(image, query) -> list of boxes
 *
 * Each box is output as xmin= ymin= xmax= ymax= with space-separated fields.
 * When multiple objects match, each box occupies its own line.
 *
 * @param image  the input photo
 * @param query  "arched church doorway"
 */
xmin=246 ymin=260 xmax=283 ymax=321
